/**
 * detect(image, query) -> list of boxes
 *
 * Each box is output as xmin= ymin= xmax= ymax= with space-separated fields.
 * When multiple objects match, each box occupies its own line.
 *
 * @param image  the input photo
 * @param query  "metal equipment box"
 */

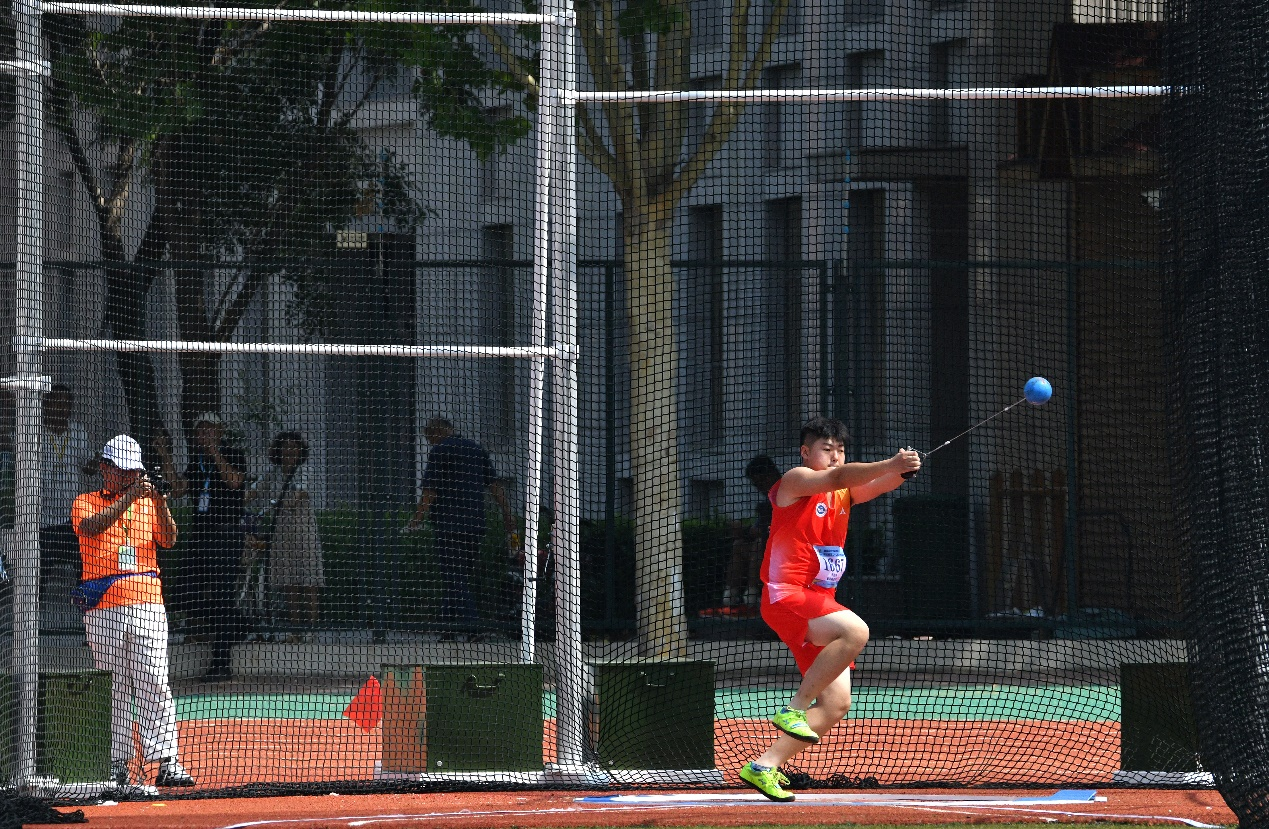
xmin=0 ymin=670 xmax=112 ymax=782
xmin=1120 ymin=662 xmax=1200 ymax=772
xmin=592 ymin=661 xmax=714 ymax=770
xmin=381 ymin=663 xmax=543 ymax=773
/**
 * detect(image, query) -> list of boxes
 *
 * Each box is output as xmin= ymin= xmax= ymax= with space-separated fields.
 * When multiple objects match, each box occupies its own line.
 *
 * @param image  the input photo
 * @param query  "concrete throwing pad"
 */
xmin=579 ymin=789 xmax=1101 ymax=807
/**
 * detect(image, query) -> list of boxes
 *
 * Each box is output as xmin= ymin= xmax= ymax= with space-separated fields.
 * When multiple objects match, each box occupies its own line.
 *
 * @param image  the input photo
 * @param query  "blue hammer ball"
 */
xmin=1024 ymin=376 xmax=1052 ymax=406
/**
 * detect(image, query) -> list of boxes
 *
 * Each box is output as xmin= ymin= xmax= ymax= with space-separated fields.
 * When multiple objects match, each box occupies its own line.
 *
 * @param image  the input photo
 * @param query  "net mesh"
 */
xmin=0 ymin=0 xmax=1256 ymax=816
xmin=1166 ymin=0 xmax=1269 ymax=823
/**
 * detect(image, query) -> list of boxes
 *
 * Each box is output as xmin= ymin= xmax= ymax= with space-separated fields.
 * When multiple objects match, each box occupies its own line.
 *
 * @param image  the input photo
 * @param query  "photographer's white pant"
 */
xmin=84 ymin=602 xmax=179 ymax=764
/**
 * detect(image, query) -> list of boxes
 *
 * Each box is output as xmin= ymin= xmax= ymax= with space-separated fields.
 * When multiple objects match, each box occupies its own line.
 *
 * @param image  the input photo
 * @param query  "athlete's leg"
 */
xmin=788 ymin=609 xmax=868 ymax=711
xmin=755 ymin=669 xmax=852 ymax=769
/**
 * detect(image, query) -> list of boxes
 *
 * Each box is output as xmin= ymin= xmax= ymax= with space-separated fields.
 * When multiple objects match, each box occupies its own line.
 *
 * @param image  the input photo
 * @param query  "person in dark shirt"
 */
xmin=164 ymin=412 xmax=246 ymax=681
xmin=406 ymin=418 xmax=514 ymax=638
xmin=700 ymin=455 xmax=783 ymax=619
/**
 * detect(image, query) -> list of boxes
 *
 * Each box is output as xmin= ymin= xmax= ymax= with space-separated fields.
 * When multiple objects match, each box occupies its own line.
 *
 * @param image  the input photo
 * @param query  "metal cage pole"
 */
xmin=8 ymin=0 xmax=48 ymax=788
xmin=548 ymin=0 xmax=584 ymax=770
xmin=520 ymin=30 xmax=559 ymax=667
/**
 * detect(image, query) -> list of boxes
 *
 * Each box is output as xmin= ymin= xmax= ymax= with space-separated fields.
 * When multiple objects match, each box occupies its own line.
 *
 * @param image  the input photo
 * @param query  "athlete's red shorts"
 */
xmin=760 ymin=584 xmax=849 ymax=674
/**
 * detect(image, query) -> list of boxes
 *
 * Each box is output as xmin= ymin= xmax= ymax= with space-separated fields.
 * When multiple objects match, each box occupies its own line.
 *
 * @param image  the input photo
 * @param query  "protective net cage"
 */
xmin=0 ymin=0 xmax=1262 ymax=819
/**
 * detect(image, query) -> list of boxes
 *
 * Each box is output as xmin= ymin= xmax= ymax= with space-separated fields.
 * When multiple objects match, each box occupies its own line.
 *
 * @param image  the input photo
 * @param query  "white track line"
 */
xmin=211 ymin=800 xmax=1225 ymax=829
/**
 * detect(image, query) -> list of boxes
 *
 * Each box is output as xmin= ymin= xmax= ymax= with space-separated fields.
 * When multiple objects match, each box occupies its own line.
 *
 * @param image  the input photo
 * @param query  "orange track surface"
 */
xmin=39 ymin=718 xmax=1229 ymax=829
xmin=171 ymin=718 xmax=1121 ymax=788
xmin=28 ymin=788 xmax=1235 ymax=829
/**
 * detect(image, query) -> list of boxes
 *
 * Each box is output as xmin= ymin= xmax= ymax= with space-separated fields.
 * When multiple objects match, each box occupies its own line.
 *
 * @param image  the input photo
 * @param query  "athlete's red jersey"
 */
xmin=760 ymin=480 xmax=852 ymax=602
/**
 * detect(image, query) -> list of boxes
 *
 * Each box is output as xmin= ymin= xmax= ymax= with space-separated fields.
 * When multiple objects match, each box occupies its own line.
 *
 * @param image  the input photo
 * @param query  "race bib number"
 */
xmin=812 ymin=545 xmax=846 ymax=589
xmin=118 ymin=545 xmax=138 ymax=572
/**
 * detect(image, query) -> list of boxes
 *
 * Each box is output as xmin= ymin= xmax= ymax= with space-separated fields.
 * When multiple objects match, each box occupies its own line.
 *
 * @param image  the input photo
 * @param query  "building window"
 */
xmin=687 ymin=205 xmax=725 ymax=442
xmin=930 ymin=40 xmax=968 ymax=146
xmin=770 ymin=0 xmax=801 ymax=37
xmin=763 ymin=64 xmax=802 ymax=167
xmin=50 ymin=170 xmax=74 ymax=253
xmin=687 ymin=75 xmax=722 ymax=165
xmin=767 ymin=197 xmax=802 ymax=439
xmin=368 ymin=63 xmax=415 ymax=99
xmin=689 ymin=479 xmax=726 ymax=519
xmin=482 ymin=223 xmax=517 ymax=441
xmin=846 ymin=0 xmax=885 ymax=22
xmin=847 ymin=189 xmax=886 ymax=449
xmin=845 ymin=51 xmax=885 ymax=149
xmin=617 ymin=477 xmax=634 ymax=517
xmin=691 ymin=0 xmax=724 ymax=48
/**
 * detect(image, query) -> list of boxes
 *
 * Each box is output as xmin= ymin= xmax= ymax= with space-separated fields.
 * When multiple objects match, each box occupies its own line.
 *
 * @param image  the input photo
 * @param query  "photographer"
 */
xmin=71 ymin=435 xmax=195 ymax=791
xmin=167 ymin=412 xmax=246 ymax=681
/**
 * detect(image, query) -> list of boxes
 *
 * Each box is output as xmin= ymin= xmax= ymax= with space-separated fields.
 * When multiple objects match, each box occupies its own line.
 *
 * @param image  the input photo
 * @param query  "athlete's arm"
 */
xmin=777 ymin=451 xmax=920 ymax=504
xmin=849 ymin=472 xmax=910 ymax=504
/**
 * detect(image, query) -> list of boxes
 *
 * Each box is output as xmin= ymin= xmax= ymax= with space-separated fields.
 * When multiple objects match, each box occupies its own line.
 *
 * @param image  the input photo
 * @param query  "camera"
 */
xmin=148 ymin=472 xmax=174 ymax=496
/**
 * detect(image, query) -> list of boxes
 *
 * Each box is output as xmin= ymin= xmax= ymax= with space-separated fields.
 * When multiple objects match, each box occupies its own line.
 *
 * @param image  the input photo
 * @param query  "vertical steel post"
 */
xmin=10 ymin=0 xmax=48 ymax=788
xmin=521 ymin=57 xmax=556 ymax=665
xmin=547 ymin=0 xmax=584 ymax=768
xmin=603 ymin=264 xmax=616 ymax=631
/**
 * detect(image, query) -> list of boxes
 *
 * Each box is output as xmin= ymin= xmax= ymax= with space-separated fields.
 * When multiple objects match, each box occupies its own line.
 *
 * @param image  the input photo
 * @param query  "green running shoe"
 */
xmin=771 ymin=706 xmax=819 ymax=743
xmin=739 ymin=762 xmax=794 ymax=802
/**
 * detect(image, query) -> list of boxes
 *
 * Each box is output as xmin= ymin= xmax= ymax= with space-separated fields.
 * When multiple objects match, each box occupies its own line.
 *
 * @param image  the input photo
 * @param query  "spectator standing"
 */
xmin=41 ymin=385 xmax=97 ymax=604
xmin=700 ymin=455 xmax=783 ymax=619
xmin=168 ymin=412 xmax=246 ymax=681
xmin=406 ymin=418 xmax=514 ymax=639
xmin=245 ymin=431 xmax=323 ymax=634
xmin=71 ymin=434 xmax=195 ymax=791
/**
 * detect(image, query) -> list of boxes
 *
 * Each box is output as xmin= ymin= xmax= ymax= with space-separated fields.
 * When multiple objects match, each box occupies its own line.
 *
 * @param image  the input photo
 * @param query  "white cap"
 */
xmin=195 ymin=412 xmax=224 ymax=426
xmin=101 ymin=435 xmax=145 ymax=471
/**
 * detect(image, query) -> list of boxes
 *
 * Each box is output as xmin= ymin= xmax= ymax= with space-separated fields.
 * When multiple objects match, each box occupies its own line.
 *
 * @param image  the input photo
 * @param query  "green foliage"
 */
xmin=314 ymin=505 xmax=519 ymax=629
xmin=44 ymin=1 xmax=536 ymax=341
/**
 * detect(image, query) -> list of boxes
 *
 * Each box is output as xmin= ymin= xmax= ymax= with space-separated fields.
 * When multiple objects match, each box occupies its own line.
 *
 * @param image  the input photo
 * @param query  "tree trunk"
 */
xmin=167 ymin=132 xmax=221 ymax=436
xmin=623 ymin=195 xmax=687 ymax=658
xmin=103 ymin=262 xmax=161 ymax=452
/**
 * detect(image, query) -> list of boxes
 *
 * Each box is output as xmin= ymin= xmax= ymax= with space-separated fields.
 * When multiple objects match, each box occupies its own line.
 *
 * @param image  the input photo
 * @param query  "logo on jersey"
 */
xmin=815 ymin=503 xmax=828 ymax=517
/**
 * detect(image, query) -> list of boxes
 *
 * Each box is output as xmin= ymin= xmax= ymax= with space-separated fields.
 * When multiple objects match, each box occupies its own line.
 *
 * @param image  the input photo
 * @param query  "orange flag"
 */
xmin=343 ymin=675 xmax=383 ymax=731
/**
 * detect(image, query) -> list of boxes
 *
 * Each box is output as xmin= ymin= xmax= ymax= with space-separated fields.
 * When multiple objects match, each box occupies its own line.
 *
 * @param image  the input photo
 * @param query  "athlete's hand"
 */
xmin=889 ymin=449 xmax=921 ymax=477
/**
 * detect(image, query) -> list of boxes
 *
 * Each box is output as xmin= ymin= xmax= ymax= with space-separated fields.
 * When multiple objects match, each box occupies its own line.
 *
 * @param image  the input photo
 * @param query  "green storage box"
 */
xmin=592 ymin=661 xmax=714 ymax=770
xmin=381 ymin=664 xmax=543 ymax=773
xmin=1120 ymin=663 xmax=1200 ymax=772
xmin=0 ymin=670 xmax=112 ymax=782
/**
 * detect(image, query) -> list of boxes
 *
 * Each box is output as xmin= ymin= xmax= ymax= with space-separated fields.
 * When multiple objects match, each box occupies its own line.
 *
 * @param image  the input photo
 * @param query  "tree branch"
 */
xmin=577 ymin=104 xmax=622 ymax=188
xmin=577 ymin=1 xmax=620 ymax=93
xmin=598 ymin=0 xmax=640 ymax=198
xmin=742 ymin=0 xmax=791 ymax=89
xmin=478 ymin=23 xmax=539 ymax=106
xmin=214 ymin=266 xmax=270 ymax=340
xmin=668 ymin=0 xmax=789 ymax=204
xmin=666 ymin=102 xmax=743 ymax=205
xmin=48 ymin=81 xmax=112 ymax=247
xmin=725 ymin=0 xmax=750 ymax=90
xmin=645 ymin=0 xmax=690 ymax=195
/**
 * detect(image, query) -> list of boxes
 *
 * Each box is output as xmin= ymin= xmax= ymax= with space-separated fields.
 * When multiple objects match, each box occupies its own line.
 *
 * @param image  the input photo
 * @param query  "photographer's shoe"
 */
xmin=110 ymin=760 xmax=131 ymax=788
xmin=156 ymin=759 xmax=195 ymax=787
